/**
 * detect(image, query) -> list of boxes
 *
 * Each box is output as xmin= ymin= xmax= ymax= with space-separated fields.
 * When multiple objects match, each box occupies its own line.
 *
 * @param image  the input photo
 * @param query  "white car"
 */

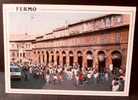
xmin=10 ymin=64 xmax=22 ymax=80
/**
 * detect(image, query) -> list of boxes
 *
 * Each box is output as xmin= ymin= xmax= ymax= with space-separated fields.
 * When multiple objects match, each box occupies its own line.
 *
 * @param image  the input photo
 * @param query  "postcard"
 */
xmin=3 ymin=4 xmax=136 ymax=96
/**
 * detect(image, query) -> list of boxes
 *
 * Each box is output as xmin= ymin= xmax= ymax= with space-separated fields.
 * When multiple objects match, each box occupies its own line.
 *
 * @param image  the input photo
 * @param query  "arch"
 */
xmin=98 ymin=51 xmax=106 ymax=73
xmin=62 ymin=51 xmax=66 ymax=66
xmin=86 ymin=50 xmax=93 ymax=68
xmin=42 ymin=54 xmax=45 ymax=63
xmin=77 ymin=51 xmax=83 ymax=68
xmin=111 ymin=50 xmax=122 ymax=69
xmin=46 ymin=51 xmax=49 ymax=64
xmin=56 ymin=51 xmax=59 ymax=54
xmin=50 ymin=51 xmax=54 ymax=63
xmin=38 ymin=55 xmax=40 ymax=64
xmin=41 ymin=51 xmax=44 ymax=54
xmin=98 ymin=51 xmax=106 ymax=62
xmin=56 ymin=51 xmax=60 ymax=65
xmin=77 ymin=51 xmax=83 ymax=56
xmin=37 ymin=51 xmax=40 ymax=54
xmin=33 ymin=51 xmax=36 ymax=54
xmin=111 ymin=51 xmax=122 ymax=59
xmin=69 ymin=51 xmax=74 ymax=66
xmin=62 ymin=51 xmax=66 ymax=54
xmin=50 ymin=51 xmax=54 ymax=54
xmin=23 ymin=52 xmax=25 ymax=58
xmin=37 ymin=51 xmax=40 ymax=63
xmin=69 ymin=51 xmax=73 ymax=56
xmin=86 ymin=50 xmax=92 ymax=55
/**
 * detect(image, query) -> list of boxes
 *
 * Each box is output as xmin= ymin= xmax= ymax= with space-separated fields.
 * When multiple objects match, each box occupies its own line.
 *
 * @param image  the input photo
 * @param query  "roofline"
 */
xmin=10 ymin=39 xmax=35 ymax=42
xmin=68 ymin=14 xmax=121 ymax=27
xmin=33 ymin=24 xmax=129 ymax=43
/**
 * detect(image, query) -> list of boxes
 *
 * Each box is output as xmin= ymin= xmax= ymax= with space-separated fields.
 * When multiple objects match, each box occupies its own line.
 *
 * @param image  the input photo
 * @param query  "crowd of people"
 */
xmin=17 ymin=62 xmax=125 ymax=91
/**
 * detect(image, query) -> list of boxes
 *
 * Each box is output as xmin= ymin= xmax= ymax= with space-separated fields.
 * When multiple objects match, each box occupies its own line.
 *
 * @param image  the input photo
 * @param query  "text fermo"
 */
xmin=16 ymin=7 xmax=37 ymax=12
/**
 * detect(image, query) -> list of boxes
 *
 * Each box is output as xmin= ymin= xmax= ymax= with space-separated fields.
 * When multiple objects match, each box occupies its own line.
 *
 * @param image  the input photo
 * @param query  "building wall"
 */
xmin=32 ymin=27 xmax=128 ymax=70
xmin=10 ymin=41 xmax=32 ymax=64
xmin=9 ymin=14 xmax=130 ymax=72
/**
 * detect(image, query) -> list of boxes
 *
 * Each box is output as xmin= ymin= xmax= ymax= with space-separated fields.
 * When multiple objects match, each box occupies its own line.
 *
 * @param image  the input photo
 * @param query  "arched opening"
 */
xmin=86 ymin=51 xmax=93 ymax=68
xmin=62 ymin=51 xmax=66 ymax=66
xmin=77 ymin=51 xmax=83 ymax=69
xmin=56 ymin=51 xmax=60 ymax=65
xmin=51 ymin=51 xmax=54 ymax=63
xmin=42 ymin=51 xmax=45 ymax=63
xmin=111 ymin=51 xmax=122 ymax=69
xmin=23 ymin=52 xmax=25 ymax=58
xmin=38 ymin=55 xmax=40 ymax=64
xmin=38 ymin=51 xmax=40 ymax=64
xmin=98 ymin=51 xmax=106 ymax=73
xmin=46 ymin=51 xmax=49 ymax=64
xmin=69 ymin=51 xmax=74 ymax=66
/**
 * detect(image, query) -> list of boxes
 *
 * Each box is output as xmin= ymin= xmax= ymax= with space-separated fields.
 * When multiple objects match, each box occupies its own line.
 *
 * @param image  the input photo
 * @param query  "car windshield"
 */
xmin=10 ymin=68 xmax=21 ymax=72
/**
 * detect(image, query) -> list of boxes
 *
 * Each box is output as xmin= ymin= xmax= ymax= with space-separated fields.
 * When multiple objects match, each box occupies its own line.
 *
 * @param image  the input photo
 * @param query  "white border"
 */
xmin=3 ymin=4 xmax=136 ymax=96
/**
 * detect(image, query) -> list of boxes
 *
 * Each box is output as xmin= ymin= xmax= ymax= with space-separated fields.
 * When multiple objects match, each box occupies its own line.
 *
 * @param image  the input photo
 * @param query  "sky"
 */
xmin=8 ymin=12 xmax=106 ymax=36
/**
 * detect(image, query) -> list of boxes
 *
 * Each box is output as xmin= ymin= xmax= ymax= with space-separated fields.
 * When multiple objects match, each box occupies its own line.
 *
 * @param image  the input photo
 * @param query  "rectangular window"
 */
xmin=115 ymin=32 xmax=120 ymax=43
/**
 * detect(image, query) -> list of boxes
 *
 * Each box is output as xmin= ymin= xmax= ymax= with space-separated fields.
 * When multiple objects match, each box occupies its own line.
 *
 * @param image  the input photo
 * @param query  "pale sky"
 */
xmin=8 ymin=12 xmax=105 ymax=36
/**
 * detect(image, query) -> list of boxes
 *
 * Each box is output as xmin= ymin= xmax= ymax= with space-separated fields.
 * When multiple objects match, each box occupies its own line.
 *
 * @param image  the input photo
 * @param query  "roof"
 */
xmin=10 ymin=34 xmax=35 ymax=42
xmin=68 ymin=14 xmax=116 ymax=27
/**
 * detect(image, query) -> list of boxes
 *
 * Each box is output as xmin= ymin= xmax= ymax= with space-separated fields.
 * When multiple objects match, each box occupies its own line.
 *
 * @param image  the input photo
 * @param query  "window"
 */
xmin=105 ymin=17 xmax=111 ymax=28
xmin=20 ymin=53 xmax=22 ymax=57
xmin=17 ymin=52 xmax=19 ymax=57
xmin=23 ymin=52 xmax=25 ymax=57
xmin=17 ymin=44 xmax=19 ymax=48
xmin=12 ymin=52 xmax=15 ymax=57
xmin=26 ymin=44 xmax=28 ymax=48
xmin=115 ymin=32 xmax=120 ymax=43
xmin=117 ymin=16 xmax=121 ymax=23
xmin=12 ymin=44 xmax=14 ymax=47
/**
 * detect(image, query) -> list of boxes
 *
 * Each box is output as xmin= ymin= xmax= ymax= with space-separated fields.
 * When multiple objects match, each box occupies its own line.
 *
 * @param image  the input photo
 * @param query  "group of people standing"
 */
xmin=21 ymin=62 xmax=125 ymax=91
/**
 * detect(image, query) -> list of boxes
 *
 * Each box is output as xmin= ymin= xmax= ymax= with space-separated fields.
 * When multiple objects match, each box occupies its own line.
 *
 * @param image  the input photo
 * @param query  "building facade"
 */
xmin=10 ymin=34 xmax=34 ymax=64
xmin=10 ymin=14 xmax=130 ymax=72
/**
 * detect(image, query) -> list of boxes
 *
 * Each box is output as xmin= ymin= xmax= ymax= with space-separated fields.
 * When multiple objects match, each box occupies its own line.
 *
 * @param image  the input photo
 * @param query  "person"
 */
xmin=39 ymin=68 xmax=43 ymax=79
xmin=53 ymin=73 xmax=58 ymax=85
xmin=109 ymin=64 xmax=113 ymax=72
xmin=23 ymin=66 xmax=29 ymax=80
xmin=79 ymin=71 xmax=84 ymax=85
xmin=112 ymin=77 xmax=120 ymax=91
xmin=29 ymin=67 xmax=32 ymax=74
xmin=68 ymin=69 xmax=73 ymax=80
xmin=58 ymin=71 xmax=63 ymax=84
xmin=105 ymin=72 xmax=109 ymax=81
xmin=112 ymin=81 xmax=120 ymax=91
xmin=75 ymin=72 xmax=79 ymax=87
xmin=93 ymin=70 xmax=99 ymax=84
xmin=45 ymin=70 xmax=50 ymax=85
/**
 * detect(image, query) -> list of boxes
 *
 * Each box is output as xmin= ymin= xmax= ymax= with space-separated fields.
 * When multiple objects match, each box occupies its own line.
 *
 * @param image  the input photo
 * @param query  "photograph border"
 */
xmin=3 ymin=4 xmax=136 ymax=96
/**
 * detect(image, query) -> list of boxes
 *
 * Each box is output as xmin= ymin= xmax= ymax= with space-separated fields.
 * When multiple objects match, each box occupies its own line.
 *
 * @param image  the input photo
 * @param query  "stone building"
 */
xmin=10 ymin=34 xmax=34 ymax=64
xmin=10 ymin=14 xmax=130 ymax=72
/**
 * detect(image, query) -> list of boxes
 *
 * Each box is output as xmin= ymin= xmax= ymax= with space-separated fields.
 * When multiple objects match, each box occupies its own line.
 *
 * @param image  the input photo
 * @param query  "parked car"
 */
xmin=10 ymin=64 xmax=23 ymax=80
